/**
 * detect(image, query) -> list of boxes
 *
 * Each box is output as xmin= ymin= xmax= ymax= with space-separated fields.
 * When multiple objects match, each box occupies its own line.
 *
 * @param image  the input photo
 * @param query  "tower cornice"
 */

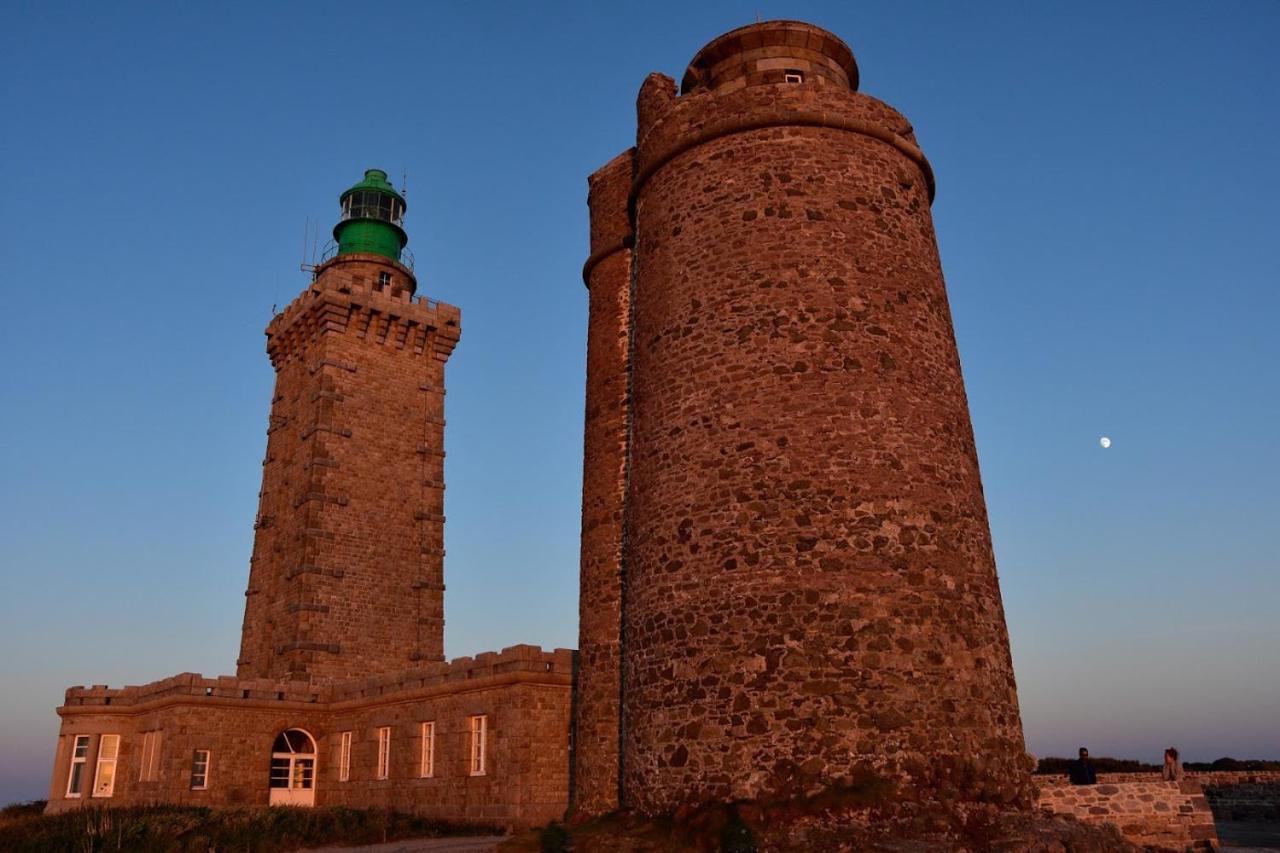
xmin=267 ymin=254 xmax=460 ymax=370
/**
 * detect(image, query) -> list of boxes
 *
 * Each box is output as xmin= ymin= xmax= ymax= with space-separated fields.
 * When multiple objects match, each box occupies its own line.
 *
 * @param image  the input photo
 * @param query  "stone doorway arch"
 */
xmin=268 ymin=728 xmax=317 ymax=806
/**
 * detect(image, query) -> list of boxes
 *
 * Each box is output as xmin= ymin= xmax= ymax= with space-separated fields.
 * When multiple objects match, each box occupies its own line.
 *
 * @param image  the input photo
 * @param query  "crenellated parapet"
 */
xmin=63 ymin=673 xmax=329 ymax=708
xmin=267 ymin=253 xmax=460 ymax=370
xmin=61 ymin=645 xmax=574 ymax=712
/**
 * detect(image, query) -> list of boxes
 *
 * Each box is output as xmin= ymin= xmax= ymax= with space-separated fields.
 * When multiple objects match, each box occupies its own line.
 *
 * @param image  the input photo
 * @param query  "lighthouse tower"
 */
xmin=575 ymin=21 xmax=1031 ymax=815
xmin=237 ymin=169 xmax=460 ymax=683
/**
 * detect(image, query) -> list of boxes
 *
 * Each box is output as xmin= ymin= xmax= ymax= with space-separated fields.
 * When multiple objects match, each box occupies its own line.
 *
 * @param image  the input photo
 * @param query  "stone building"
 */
xmin=574 ymin=19 xmax=1031 ymax=816
xmin=46 ymin=18 xmax=1032 ymax=834
xmin=45 ymin=169 xmax=573 ymax=828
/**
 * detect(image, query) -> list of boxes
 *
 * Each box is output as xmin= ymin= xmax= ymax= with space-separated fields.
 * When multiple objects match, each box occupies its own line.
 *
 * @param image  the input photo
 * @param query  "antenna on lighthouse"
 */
xmin=401 ymin=169 xmax=408 ymax=198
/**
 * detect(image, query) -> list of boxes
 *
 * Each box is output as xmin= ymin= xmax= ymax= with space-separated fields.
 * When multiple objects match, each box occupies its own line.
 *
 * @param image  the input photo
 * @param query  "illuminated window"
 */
xmin=92 ymin=734 xmax=120 ymax=797
xmin=376 ymin=727 xmax=391 ymax=780
xmin=190 ymin=750 xmax=210 ymax=790
xmin=65 ymin=735 xmax=90 ymax=797
xmin=338 ymin=731 xmax=352 ymax=782
xmin=420 ymin=722 xmax=435 ymax=778
xmin=468 ymin=715 xmax=487 ymax=776
xmin=139 ymin=730 xmax=162 ymax=782
xmin=269 ymin=729 xmax=315 ymax=792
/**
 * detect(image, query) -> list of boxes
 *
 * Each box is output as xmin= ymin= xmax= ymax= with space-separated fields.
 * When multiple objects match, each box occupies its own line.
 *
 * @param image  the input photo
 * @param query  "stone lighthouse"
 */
xmin=575 ymin=21 xmax=1031 ymax=816
xmin=237 ymin=169 xmax=459 ymax=683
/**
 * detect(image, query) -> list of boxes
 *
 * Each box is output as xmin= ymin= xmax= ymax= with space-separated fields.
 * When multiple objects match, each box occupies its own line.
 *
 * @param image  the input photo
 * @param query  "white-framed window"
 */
xmin=784 ymin=70 xmax=804 ymax=84
xmin=139 ymin=730 xmax=162 ymax=781
xmin=378 ymin=271 xmax=393 ymax=288
xmin=65 ymin=735 xmax=91 ymax=797
xmin=376 ymin=727 xmax=391 ymax=780
xmin=92 ymin=734 xmax=120 ymax=797
xmin=338 ymin=731 xmax=352 ymax=782
xmin=190 ymin=749 xmax=210 ymax=790
xmin=419 ymin=722 xmax=435 ymax=778
xmin=468 ymin=715 xmax=487 ymax=776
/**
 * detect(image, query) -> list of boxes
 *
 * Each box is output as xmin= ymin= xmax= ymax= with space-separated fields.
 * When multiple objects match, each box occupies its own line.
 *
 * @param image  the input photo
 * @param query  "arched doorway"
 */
xmin=268 ymin=728 xmax=316 ymax=806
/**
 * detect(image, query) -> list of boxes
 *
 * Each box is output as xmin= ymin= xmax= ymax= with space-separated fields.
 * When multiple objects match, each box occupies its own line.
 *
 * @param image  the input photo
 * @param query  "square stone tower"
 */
xmin=237 ymin=170 xmax=460 ymax=682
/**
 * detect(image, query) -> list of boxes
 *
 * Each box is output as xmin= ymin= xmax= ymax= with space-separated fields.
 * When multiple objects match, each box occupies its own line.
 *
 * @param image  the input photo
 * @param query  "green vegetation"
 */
xmin=1185 ymin=757 xmax=1280 ymax=772
xmin=1035 ymin=755 xmax=1157 ymax=774
xmin=0 ymin=802 xmax=501 ymax=853
xmin=1035 ymin=755 xmax=1280 ymax=774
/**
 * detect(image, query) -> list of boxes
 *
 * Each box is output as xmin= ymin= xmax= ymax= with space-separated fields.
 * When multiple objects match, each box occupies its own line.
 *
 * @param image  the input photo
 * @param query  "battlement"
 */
xmin=267 ymin=252 xmax=461 ymax=369
xmin=330 ymin=644 xmax=575 ymax=702
xmin=60 ymin=645 xmax=574 ymax=711
xmin=62 ymin=673 xmax=328 ymax=708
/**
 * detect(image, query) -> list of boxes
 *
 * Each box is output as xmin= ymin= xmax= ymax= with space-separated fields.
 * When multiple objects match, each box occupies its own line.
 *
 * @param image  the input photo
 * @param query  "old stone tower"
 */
xmin=237 ymin=169 xmax=458 ymax=682
xmin=47 ymin=172 xmax=572 ymax=824
xmin=575 ymin=20 xmax=1030 ymax=816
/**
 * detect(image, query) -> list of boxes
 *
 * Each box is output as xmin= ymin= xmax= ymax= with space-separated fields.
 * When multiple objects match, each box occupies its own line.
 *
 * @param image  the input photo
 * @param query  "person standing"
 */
xmin=1162 ymin=747 xmax=1185 ymax=781
xmin=1069 ymin=747 xmax=1098 ymax=785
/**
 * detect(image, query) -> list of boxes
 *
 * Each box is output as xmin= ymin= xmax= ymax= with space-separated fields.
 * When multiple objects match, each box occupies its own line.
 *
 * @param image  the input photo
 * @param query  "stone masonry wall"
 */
xmin=47 ymin=646 xmax=572 ymax=829
xmin=609 ymin=21 xmax=1029 ymax=815
xmin=238 ymin=253 xmax=460 ymax=682
xmin=1035 ymin=776 xmax=1218 ymax=850
xmin=573 ymin=148 xmax=635 ymax=817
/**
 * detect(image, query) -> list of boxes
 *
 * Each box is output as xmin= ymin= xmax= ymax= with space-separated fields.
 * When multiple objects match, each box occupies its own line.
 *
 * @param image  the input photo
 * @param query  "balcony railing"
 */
xmin=316 ymin=241 xmax=414 ymax=271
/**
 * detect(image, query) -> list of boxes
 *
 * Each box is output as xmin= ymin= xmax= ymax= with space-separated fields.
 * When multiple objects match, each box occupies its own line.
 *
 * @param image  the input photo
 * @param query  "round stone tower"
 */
xmin=577 ymin=20 xmax=1031 ymax=816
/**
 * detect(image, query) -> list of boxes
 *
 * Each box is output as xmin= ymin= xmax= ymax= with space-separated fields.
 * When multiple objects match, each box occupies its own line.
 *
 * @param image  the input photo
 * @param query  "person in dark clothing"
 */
xmin=1068 ymin=746 xmax=1098 ymax=785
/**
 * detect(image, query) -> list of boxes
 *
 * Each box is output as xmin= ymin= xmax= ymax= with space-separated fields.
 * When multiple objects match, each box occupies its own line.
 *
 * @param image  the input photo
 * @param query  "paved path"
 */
xmin=301 ymin=836 xmax=505 ymax=853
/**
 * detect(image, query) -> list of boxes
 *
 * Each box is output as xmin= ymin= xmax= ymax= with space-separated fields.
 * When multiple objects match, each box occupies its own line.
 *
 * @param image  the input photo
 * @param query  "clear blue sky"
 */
xmin=1 ymin=1 xmax=1276 ymax=805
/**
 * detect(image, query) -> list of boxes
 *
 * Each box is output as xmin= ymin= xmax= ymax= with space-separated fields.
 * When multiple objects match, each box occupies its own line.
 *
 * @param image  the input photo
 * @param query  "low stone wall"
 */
xmin=1035 ymin=777 xmax=1217 ymax=850
xmin=1199 ymin=774 xmax=1280 ymax=822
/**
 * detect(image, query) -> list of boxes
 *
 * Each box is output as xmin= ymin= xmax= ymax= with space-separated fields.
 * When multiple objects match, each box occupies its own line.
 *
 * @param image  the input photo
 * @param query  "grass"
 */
xmin=0 ymin=801 xmax=503 ymax=852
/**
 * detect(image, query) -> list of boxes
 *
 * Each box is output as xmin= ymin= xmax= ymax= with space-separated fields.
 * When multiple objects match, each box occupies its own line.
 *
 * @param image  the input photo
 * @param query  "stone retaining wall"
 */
xmin=1035 ymin=777 xmax=1217 ymax=850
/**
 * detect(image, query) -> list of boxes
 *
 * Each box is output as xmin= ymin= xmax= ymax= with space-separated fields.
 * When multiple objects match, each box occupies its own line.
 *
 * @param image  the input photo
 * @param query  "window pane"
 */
xmin=68 ymin=763 xmax=83 ymax=794
xmin=269 ymin=757 xmax=291 ymax=787
xmin=93 ymin=761 xmax=116 ymax=796
xmin=99 ymin=735 xmax=119 ymax=760
xmin=73 ymin=736 xmax=90 ymax=759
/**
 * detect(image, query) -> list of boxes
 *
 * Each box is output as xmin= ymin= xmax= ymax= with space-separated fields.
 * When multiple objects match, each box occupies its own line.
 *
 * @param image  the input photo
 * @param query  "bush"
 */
xmin=538 ymin=820 xmax=570 ymax=852
xmin=0 ymin=804 xmax=502 ymax=852
xmin=1185 ymin=757 xmax=1280 ymax=772
xmin=1034 ymin=756 xmax=1157 ymax=775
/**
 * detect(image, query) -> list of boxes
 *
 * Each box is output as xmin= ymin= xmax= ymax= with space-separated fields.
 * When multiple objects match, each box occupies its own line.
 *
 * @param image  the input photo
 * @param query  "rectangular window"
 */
xmin=189 ymin=750 xmax=210 ymax=790
xmin=784 ymin=70 xmax=804 ymax=84
xmin=468 ymin=715 xmax=487 ymax=776
xmin=376 ymin=727 xmax=391 ymax=780
xmin=338 ymin=731 xmax=352 ymax=782
xmin=139 ymin=730 xmax=162 ymax=781
xmin=66 ymin=735 xmax=91 ymax=797
xmin=92 ymin=734 xmax=120 ymax=797
xmin=420 ymin=722 xmax=435 ymax=778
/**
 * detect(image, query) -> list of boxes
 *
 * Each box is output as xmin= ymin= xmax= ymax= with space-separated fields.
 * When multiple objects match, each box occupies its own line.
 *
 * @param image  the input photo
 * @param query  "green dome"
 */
xmin=333 ymin=168 xmax=408 ymax=261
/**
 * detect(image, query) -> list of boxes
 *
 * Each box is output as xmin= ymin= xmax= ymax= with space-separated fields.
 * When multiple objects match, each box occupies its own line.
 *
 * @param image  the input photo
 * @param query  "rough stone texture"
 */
xmin=46 ymin=647 xmax=573 ymax=829
xmin=238 ymin=253 xmax=459 ymax=682
xmin=679 ymin=20 xmax=860 ymax=94
xmin=1035 ymin=776 xmax=1219 ymax=850
xmin=574 ymin=20 xmax=1029 ymax=816
xmin=572 ymin=149 xmax=635 ymax=817
xmin=1199 ymin=774 xmax=1280 ymax=822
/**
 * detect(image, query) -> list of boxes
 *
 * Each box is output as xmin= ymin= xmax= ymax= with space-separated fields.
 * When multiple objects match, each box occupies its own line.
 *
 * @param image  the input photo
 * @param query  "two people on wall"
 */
xmin=1067 ymin=746 xmax=1184 ymax=785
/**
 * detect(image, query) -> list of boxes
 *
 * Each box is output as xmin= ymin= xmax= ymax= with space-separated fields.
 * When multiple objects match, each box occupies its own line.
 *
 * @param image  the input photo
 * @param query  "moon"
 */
xmin=1099 ymin=436 xmax=1111 ymax=449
